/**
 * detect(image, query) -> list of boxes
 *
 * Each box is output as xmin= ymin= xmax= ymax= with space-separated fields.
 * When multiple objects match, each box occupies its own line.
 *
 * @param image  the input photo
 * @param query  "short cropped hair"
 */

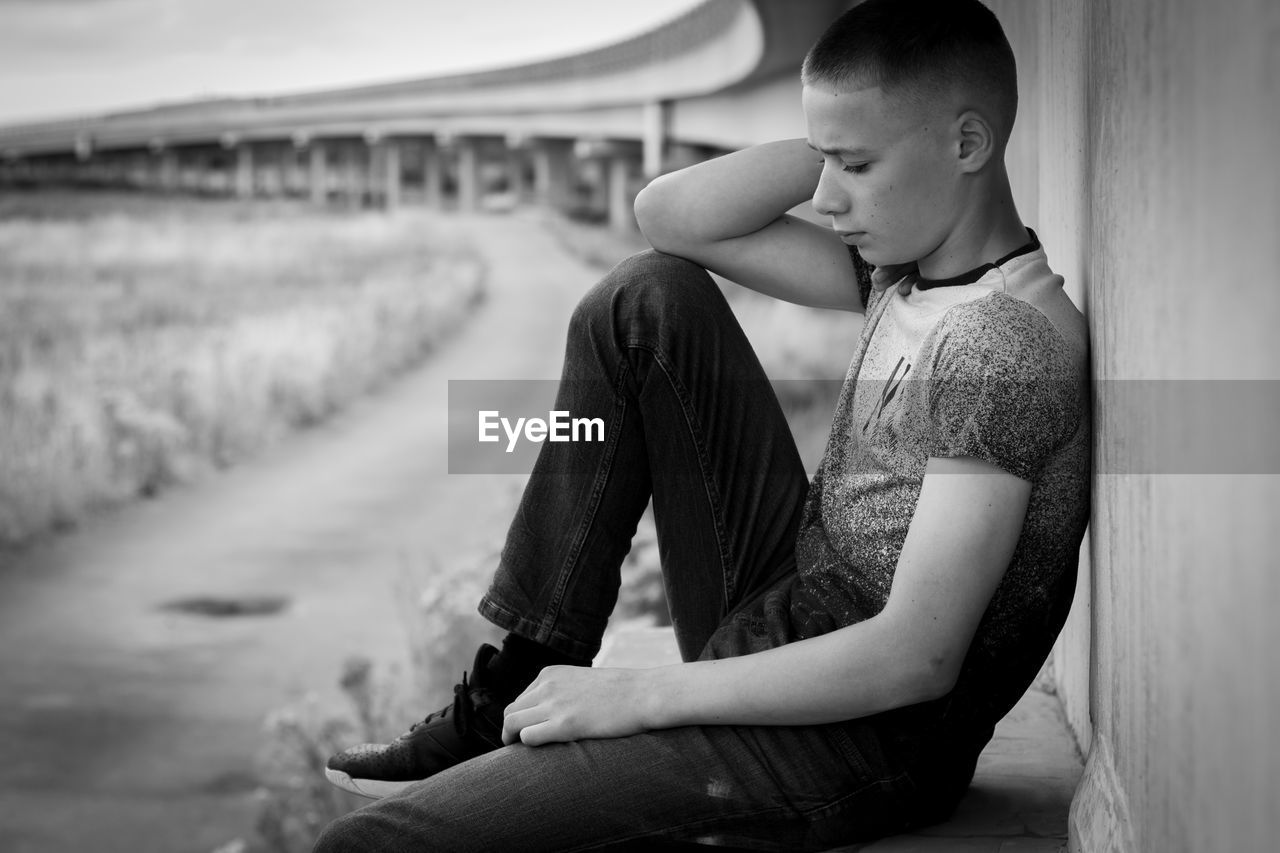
xmin=802 ymin=0 xmax=1019 ymax=143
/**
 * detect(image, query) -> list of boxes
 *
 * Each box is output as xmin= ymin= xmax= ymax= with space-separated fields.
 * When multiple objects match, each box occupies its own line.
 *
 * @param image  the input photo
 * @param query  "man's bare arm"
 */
xmin=501 ymin=457 xmax=1030 ymax=744
xmin=633 ymin=139 xmax=864 ymax=312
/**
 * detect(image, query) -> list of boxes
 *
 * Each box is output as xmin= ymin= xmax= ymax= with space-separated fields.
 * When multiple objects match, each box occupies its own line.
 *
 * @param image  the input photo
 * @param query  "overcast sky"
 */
xmin=0 ymin=0 xmax=705 ymax=124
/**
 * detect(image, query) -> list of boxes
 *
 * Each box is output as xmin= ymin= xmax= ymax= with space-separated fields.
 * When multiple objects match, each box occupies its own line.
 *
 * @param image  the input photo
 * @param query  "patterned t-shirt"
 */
xmin=706 ymin=231 xmax=1090 ymax=783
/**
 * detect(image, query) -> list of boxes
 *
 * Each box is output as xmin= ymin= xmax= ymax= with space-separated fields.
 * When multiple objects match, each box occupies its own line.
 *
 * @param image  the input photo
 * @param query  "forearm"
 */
xmin=641 ymin=615 xmax=947 ymax=729
xmin=635 ymin=138 xmax=820 ymax=251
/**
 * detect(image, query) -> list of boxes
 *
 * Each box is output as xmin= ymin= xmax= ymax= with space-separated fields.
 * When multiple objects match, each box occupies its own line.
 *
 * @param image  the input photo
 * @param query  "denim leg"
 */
xmin=477 ymin=250 xmax=810 ymax=662
xmin=312 ymin=720 xmax=920 ymax=853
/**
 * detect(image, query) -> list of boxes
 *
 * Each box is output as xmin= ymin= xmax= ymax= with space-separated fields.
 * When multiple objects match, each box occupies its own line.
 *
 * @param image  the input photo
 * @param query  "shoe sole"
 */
xmin=324 ymin=767 xmax=420 ymax=800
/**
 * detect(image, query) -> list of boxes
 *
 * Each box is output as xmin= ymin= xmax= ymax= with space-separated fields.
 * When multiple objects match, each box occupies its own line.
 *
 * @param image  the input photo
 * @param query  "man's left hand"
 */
xmin=500 ymin=665 xmax=655 ymax=747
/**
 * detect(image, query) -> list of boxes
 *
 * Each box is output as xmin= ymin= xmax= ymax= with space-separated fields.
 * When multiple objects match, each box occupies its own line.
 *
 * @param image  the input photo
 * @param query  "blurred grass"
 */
xmin=0 ymin=190 xmax=485 ymax=548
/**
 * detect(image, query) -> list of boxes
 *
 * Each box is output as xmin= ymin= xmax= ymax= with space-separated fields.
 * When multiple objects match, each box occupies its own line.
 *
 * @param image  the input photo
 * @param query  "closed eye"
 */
xmin=842 ymin=163 xmax=869 ymax=175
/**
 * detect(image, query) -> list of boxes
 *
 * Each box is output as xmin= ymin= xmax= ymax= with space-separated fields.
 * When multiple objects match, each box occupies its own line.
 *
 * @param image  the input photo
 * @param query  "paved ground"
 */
xmin=0 ymin=210 xmax=592 ymax=853
xmin=599 ymin=628 xmax=1085 ymax=853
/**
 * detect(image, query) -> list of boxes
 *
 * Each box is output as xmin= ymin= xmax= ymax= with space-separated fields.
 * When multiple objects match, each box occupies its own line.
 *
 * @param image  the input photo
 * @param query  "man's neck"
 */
xmin=916 ymin=176 xmax=1029 ymax=281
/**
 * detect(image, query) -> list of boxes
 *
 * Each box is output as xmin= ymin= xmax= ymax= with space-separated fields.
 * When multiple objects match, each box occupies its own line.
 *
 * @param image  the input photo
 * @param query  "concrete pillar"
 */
xmin=379 ymin=138 xmax=402 ymax=210
xmin=308 ymin=142 xmax=327 ymax=205
xmin=129 ymin=151 xmax=149 ymax=189
xmin=279 ymin=145 xmax=301 ymax=197
xmin=532 ymin=139 xmax=575 ymax=211
xmin=260 ymin=146 xmax=285 ymax=198
xmin=504 ymin=144 xmax=527 ymax=202
xmin=345 ymin=143 xmax=366 ymax=209
xmin=455 ymin=137 xmax=481 ymax=212
xmin=159 ymin=149 xmax=179 ymax=192
xmin=607 ymin=154 xmax=639 ymax=232
xmin=234 ymin=144 xmax=254 ymax=199
xmin=176 ymin=151 xmax=197 ymax=192
xmin=642 ymin=100 xmax=671 ymax=179
xmin=422 ymin=139 xmax=444 ymax=208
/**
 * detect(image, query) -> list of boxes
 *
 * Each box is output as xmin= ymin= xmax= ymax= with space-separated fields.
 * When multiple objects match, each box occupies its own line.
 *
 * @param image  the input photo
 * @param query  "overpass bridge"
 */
xmin=0 ymin=0 xmax=851 ymax=230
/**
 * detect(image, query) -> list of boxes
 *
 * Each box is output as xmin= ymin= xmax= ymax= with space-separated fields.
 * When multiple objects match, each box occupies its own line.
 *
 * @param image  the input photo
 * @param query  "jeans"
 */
xmin=314 ymin=252 xmax=950 ymax=852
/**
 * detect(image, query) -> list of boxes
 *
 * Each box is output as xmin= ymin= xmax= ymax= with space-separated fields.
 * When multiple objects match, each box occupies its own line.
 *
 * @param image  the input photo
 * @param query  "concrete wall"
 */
xmin=989 ymin=1 xmax=1280 ymax=850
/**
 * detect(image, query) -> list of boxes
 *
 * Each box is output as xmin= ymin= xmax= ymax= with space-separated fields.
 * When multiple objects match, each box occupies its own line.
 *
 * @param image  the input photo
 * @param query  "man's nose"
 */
xmin=810 ymin=164 xmax=849 ymax=217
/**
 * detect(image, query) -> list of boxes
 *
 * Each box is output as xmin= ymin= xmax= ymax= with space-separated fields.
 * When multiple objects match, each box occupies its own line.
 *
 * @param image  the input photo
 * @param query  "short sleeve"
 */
xmin=923 ymin=298 xmax=1081 ymax=481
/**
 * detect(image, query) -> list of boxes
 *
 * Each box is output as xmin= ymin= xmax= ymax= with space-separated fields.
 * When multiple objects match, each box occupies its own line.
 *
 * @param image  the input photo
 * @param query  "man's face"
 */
xmin=802 ymin=82 xmax=960 ymax=268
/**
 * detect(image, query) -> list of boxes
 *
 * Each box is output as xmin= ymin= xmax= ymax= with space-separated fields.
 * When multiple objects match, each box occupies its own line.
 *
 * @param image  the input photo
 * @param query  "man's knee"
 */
xmin=569 ymin=249 xmax=723 ymax=342
xmin=312 ymin=811 xmax=380 ymax=853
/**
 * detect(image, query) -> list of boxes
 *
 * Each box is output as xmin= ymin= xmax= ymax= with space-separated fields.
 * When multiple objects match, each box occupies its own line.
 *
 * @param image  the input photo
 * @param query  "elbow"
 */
xmin=911 ymin=654 xmax=960 ymax=704
xmin=634 ymin=175 xmax=685 ymax=253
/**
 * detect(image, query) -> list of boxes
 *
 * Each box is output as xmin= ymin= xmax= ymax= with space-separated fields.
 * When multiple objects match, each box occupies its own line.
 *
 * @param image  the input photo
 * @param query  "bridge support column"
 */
xmin=158 ymin=149 xmax=179 ymax=192
xmin=607 ymin=154 xmax=640 ymax=232
xmin=506 ymin=145 xmax=527 ymax=202
xmin=375 ymin=138 xmax=402 ymax=210
xmin=343 ymin=142 xmax=366 ymax=209
xmin=307 ymin=142 xmax=327 ymax=205
xmin=455 ymin=137 xmax=481 ymax=212
xmin=642 ymin=100 xmax=671 ymax=179
xmin=234 ymin=143 xmax=254 ymax=199
xmin=531 ymin=139 xmax=574 ymax=212
xmin=176 ymin=151 xmax=199 ymax=193
xmin=279 ymin=145 xmax=296 ymax=196
xmin=421 ymin=138 xmax=444 ymax=208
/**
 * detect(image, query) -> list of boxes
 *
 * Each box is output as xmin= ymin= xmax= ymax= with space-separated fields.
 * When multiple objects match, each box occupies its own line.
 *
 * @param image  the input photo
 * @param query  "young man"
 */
xmin=316 ymin=0 xmax=1089 ymax=849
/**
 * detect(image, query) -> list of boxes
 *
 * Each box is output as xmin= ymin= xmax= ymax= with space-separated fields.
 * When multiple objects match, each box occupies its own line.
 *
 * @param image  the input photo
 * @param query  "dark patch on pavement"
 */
xmin=198 ymin=768 xmax=262 ymax=795
xmin=159 ymin=595 xmax=290 ymax=618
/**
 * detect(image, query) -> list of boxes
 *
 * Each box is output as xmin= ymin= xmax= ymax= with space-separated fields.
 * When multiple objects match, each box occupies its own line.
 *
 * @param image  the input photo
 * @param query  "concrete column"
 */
xmin=455 ymin=137 xmax=481 ymax=212
xmin=422 ymin=139 xmax=443 ymax=208
xmin=159 ymin=149 xmax=179 ymax=192
xmin=504 ymin=145 xmax=526 ymax=202
xmin=130 ymin=152 xmax=149 ymax=189
xmin=642 ymin=100 xmax=671 ymax=179
xmin=260 ymin=146 xmax=285 ymax=198
xmin=345 ymin=143 xmax=366 ymax=209
xmin=308 ymin=142 xmax=327 ymax=205
xmin=532 ymin=139 xmax=575 ymax=211
xmin=579 ymin=158 xmax=607 ymax=218
xmin=380 ymin=139 xmax=402 ymax=210
xmin=177 ymin=151 xmax=199 ymax=192
xmin=234 ymin=144 xmax=254 ymax=199
xmin=106 ymin=156 xmax=126 ymax=189
xmin=280 ymin=145 xmax=302 ymax=197
xmin=607 ymin=154 xmax=640 ymax=232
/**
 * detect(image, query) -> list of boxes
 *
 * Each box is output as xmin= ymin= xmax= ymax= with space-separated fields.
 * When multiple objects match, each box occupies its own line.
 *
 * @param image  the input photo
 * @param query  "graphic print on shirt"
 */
xmin=862 ymin=355 xmax=911 ymax=434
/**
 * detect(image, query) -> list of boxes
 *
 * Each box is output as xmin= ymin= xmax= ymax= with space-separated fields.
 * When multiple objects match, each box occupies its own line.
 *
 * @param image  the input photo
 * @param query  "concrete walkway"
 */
xmin=0 ymin=210 xmax=592 ymax=853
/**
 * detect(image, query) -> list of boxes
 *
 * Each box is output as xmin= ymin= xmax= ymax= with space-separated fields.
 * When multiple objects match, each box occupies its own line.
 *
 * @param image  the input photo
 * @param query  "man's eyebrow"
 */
xmin=805 ymin=141 xmax=875 ymax=157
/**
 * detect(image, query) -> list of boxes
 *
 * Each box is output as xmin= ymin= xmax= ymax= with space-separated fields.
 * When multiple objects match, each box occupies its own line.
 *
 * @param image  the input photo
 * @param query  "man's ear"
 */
xmin=955 ymin=109 xmax=997 ymax=173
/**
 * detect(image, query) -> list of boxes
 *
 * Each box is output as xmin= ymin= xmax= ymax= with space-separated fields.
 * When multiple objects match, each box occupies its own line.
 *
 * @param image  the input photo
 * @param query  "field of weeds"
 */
xmin=0 ymin=190 xmax=485 ymax=547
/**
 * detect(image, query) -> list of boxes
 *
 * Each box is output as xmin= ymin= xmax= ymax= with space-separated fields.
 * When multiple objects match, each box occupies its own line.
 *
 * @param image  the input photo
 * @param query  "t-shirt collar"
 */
xmin=914 ymin=228 xmax=1041 ymax=291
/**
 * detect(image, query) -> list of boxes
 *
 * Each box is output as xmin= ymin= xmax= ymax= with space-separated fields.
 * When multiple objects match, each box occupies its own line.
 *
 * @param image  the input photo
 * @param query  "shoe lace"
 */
xmin=408 ymin=671 xmax=477 ymax=737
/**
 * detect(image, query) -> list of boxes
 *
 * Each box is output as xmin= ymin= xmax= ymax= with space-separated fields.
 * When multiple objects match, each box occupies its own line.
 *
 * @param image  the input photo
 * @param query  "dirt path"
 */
xmin=0 ymin=211 xmax=600 ymax=853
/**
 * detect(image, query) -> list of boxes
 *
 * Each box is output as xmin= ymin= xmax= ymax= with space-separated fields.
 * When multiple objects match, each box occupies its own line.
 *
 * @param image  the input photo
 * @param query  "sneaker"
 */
xmin=325 ymin=643 xmax=510 ymax=799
